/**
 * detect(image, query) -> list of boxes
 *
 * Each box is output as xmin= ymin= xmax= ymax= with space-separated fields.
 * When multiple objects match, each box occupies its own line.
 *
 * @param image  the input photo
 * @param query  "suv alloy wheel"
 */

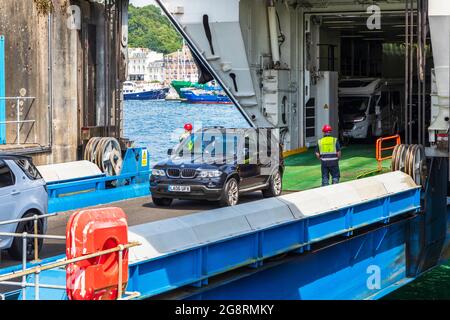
xmin=220 ymin=177 xmax=239 ymax=206
xmin=262 ymin=169 xmax=282 ymax=198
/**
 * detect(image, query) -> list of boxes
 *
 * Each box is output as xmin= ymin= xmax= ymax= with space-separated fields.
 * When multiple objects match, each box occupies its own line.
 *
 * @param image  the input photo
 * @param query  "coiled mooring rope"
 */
xmin=84 ymin=137 xmax=123 ymax=176
xmin=391 ymin=144 xmax=426 ymax=186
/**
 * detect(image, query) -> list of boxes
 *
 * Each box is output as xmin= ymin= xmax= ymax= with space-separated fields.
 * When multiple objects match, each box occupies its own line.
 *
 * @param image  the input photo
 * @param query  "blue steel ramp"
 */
xmin=125 ymin=171 xmax=420 ymax=299
xmin=2 ymin=171 xmax=421 ymax=300
xmin=41 ymin=147 xmax=151 ymax=213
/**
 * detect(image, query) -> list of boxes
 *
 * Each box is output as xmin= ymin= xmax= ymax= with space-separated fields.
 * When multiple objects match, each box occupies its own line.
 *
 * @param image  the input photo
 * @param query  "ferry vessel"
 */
xmin=0 ymin=0 xmax=449 ymax=301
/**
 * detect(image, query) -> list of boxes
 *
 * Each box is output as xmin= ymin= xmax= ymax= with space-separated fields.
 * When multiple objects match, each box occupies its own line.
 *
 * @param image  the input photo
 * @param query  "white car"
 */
xmin=0 ymin=155 xmax=48 ymax=260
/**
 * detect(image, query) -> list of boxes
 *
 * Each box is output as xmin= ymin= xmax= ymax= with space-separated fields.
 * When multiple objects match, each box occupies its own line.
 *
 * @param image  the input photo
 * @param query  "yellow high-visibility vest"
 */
xmin=180 ymin=132 xmax=194 ymax=151
xmin=318 ymin=136 xmax=338 ymax=161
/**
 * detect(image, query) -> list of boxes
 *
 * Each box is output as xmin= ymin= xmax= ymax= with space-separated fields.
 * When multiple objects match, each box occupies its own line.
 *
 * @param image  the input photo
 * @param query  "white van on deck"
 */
xmin=339 ymin=78 xmax=404 ymax=140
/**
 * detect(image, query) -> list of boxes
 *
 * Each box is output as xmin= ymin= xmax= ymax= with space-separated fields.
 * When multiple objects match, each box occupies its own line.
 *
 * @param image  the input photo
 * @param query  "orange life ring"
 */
xmin=66 ymin=207 xmax=129 ymax=300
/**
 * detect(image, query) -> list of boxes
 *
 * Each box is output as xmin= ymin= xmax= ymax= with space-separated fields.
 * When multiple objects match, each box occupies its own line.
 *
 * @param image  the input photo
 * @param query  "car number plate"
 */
xmin=168 ymin=185 xmax=191 ymax=192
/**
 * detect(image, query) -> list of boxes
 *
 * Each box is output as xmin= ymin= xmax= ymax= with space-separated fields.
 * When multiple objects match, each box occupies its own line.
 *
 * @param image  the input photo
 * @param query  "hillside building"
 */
xmin=163 ymin=44 xmax=199 ymax=85
xmin=128 ymin=48 xmax=164 ymax=82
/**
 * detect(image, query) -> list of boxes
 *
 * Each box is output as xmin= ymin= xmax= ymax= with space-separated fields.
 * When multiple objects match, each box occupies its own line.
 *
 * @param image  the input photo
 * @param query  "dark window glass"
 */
xmin=340 ymin=97 xmax=370 ymax=115
xmin=0 ymin=160 xmax=15 ymax=188
xmin=244 ymin=135 xmax=258 ymax=156
xmin=14 ymin=159 xmax=42 ymax=180
xmin=369 ymin=97 xmax=377 ymax=114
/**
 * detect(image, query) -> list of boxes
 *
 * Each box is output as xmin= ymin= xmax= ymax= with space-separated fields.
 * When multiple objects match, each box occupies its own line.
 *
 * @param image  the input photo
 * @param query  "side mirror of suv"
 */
xmin=167 ymin=148 xmax=173 ymax=156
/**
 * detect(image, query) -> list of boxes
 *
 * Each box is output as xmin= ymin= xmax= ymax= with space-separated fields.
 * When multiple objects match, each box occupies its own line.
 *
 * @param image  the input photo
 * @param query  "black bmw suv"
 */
xmin=150 ymin=127 xmax=284 ymax=206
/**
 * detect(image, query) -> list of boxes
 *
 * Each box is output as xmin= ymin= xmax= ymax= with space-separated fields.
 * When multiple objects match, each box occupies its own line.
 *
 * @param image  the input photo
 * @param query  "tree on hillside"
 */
xmin=128 ymin=4 xmax=183 ymax=54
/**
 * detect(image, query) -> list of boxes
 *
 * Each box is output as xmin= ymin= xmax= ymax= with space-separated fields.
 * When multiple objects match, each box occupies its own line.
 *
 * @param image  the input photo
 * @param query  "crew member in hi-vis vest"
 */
xmin=315 ymin=125 xmax=342 ymax=186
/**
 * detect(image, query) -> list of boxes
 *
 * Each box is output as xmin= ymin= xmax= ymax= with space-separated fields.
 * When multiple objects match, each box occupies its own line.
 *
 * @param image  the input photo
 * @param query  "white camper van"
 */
xmin=339 ymin=79 xmax=404 ymax=140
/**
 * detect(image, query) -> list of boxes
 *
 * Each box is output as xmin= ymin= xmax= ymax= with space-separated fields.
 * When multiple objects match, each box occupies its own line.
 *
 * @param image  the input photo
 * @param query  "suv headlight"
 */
xmin=152 ymin=169 xmax=166 ymax=177
xmin=198 ymin=169 xmax=222 ymax=178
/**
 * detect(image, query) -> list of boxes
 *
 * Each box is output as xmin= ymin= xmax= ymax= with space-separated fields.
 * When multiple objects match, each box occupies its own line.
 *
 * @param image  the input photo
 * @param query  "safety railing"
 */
xmin=0 ymin=214 xmax=141 ymax=300
xmin=376 ymin=135 xmax=402 ymax=171
xmin=356 ymin=134 xmax=402 ymax=179
xmin=0 ymin=96 xmax=36 ymax=145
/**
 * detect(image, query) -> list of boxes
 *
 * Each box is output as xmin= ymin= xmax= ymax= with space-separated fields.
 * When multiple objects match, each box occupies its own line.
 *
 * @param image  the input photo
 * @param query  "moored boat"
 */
xmin=171 ymin=80 xmax=208 ymax=98
xmin=181 ymin=88 xmax=233 ymax=104
xmin=123 ymin=81 xmax=169 ymax=101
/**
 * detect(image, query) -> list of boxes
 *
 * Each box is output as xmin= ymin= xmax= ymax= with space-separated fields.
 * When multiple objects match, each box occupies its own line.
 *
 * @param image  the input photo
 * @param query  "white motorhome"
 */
xmin=339 ymin=79 xmax=404 ymax=140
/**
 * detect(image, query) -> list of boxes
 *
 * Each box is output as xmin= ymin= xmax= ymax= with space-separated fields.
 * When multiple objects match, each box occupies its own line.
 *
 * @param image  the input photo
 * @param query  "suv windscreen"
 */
xmin=14 ymin=159 xmax=42 ymax=180
xmin=340 ymin=97 xmax=370 ymax=116
xmin=175 ymin=132 xmax=241 ymax=157
xmin=0 ymin=160 xmax=15 ymax=188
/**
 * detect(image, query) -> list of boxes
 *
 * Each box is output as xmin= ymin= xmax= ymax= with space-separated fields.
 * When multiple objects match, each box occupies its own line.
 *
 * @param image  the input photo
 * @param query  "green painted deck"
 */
xmin=282 ymin=144 xmax=392 ymax=191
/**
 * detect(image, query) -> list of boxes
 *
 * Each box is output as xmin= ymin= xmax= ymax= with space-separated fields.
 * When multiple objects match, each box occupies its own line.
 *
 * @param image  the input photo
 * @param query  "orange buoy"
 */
xmin=66 ymin=207 xmax=129 ymax=300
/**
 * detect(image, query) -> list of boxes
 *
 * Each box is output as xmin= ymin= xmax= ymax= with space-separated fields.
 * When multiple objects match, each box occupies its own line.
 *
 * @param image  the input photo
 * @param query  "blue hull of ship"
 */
xmin=124 ymin=88 xmax=169 ymax=101
xmin=183 ymin=90 xmax=232 ymax=104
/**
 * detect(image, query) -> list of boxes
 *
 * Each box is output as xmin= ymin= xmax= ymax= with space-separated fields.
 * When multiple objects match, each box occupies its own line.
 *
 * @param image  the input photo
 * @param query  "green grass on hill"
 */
xmin=128 ymin=4 xmax=183 ymax=54
xmin=282 ymin=144 xmax=392 ymax=191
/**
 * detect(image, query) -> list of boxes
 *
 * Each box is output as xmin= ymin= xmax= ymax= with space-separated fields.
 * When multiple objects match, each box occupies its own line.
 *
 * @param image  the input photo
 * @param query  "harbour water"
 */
xmin=124 ymin=99 xmax=450 ymax=300
xmin=124 ymin=100 xmax=250 ymax=166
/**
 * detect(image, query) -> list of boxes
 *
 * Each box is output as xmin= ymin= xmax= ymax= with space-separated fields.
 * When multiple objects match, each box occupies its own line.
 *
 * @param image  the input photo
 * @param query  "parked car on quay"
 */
xmin=150 ymin=127 xmax=284 ymax=207
xmin=0 ymin=155 xmax=48 ymax=260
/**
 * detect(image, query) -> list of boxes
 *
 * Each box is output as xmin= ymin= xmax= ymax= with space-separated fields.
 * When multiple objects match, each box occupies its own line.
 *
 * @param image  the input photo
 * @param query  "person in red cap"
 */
xmin=315 ymin=125 xmax=341 ymax=186
xmin=180 ymin=123 xmax=193 ymax=141
xmin=179 ymin=123 xmax=194 ymax=150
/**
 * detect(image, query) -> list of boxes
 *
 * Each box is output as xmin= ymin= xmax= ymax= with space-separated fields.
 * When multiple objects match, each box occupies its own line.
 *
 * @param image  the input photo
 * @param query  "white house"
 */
xmin=128 ymin=48 xmax=164 ymax=82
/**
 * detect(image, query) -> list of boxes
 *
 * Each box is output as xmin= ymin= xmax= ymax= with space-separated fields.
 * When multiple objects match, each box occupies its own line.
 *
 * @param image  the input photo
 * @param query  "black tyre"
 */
xmin=262 ymin=169 xmax=283 ymax=198
xmin=8 ymin=212 xmax=44 ymax=261
xmin=152 ymin=197 xmax=173 ymax=207
xmin=220 ymin=177 xmax=239 ymax=206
